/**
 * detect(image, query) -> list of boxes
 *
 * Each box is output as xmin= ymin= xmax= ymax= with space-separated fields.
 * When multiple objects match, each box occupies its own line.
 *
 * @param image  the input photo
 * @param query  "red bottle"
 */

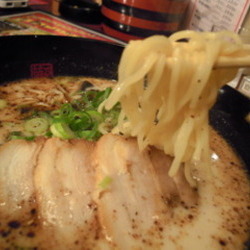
xmin=101 ymin=0 xmax=190 ymax=42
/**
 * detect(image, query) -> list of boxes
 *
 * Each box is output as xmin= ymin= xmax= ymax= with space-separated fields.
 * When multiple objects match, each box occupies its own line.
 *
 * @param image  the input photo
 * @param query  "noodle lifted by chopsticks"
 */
xmin=100 ymin=30 xmax=250 ymax=185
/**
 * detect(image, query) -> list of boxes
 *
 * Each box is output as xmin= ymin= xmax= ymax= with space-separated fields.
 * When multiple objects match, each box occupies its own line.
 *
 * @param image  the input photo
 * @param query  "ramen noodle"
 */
xmin=101 ymin=30 xmax=250 ymax=184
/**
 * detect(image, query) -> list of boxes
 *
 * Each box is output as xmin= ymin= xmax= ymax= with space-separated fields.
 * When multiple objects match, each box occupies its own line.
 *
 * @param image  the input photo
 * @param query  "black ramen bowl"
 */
xmin=0 ymin=35 xmax=250 ymax=170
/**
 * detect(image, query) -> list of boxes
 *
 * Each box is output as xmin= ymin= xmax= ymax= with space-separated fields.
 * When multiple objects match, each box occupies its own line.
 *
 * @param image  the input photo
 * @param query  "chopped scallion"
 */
xmin=98 ymin=176 xmax=112 ymax=189
xmin=8 ymin=86 xmax=121 ymax=142
xmin=0 ymin=99 xmax=7 ymax=109
xmin=50 ymin=122 xmax=75 ymax=139
xmin=69 ymin=111 xmax=92 ymax=131
xmin=24 ymin=118 xmax=49 ymax=136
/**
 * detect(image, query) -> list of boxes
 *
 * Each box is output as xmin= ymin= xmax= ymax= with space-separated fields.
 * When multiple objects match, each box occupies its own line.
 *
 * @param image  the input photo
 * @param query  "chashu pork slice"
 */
xmin=0 ymin=139 xmax=45 ymax=248
xmin=34 ymin=138 xmax=108 ymax=250
xmin=93 ymin=134 xmax=170 ymax=250
xmin=148 ymin=147 xmax=198 ymax=208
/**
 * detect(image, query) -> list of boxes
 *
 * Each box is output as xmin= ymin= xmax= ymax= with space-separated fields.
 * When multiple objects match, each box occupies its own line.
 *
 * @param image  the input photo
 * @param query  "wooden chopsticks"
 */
xmin=214 ymin=44 xmax=250 ymax=68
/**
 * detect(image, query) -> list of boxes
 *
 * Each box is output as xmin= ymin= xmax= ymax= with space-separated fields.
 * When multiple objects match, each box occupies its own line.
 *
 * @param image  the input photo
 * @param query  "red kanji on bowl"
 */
xmin=30 ymin=63 xmax=54 ymax=78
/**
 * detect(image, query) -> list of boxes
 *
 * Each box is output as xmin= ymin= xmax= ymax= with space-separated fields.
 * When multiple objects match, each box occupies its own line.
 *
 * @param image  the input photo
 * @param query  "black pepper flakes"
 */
xmin=138 ymin=102 xmax=142 ymax=110
xmin=0 ymin=230 xmax=10 ymax=238
xmin=30 ymin=208 xmax=37 ymax=215
xmin=219 ymin=239 xmax=227 ymax=246
xmin=27 ymin=231 xmax=35 ymax=238
xmin=154 ymin=109 xmax=159 ymax=125
xmin=143 ymin=75 xmax=148 ymax=90
xmin=8 ymin=220 xmax=21 ymax=229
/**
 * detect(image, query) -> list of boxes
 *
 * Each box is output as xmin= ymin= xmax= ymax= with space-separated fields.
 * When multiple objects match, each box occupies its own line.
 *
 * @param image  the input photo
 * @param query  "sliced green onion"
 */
xmin=22 ymin=131 xmax=35 ymax=137
xmin=77 ymin=129 xmax=101 ymax=141
xmin=77 ymin=130 xmax=92 ymax=139
xmin=45 ymin=130 xmax=53 ymax=137
xmin=76 ymin=130 xmax=89 ymax=139
xmin=24 ymin=118 xmax=49 ymax=136
xmin=98 ymin=176 xmax=112 ymax=189
xmin=50 ymin=109 xmax=61 ymax=118
xmin=69 ymin=111 xmax=92 ymax=131
xmin=60 ymin=103 xmax=74 ymax=117
xmin=9 ymin=131 xmax=35 ymax=141
xmin=8 ymin=86 xmax=120 ymax=142
xmin=9 ymin=131 xmax=22 ymax=140
xmin=0 ymin=99 xmax=7 ymax=109
xmin=86 ymin=110 xmax=103 ymax=123
xmin=92 ymin=88 xmax=112 ymax=108
xmin=76 ymin=121 xmax=101 ymax=141
xmin=50 ymin=122 xmax=75 ymax=139
xmin=12 ymin=245 xmax=35 ymax=250
xmin=36 ymin=111 xmax=53 ymax=125
xmin=23 ymin=136 xmax=36 ymax=141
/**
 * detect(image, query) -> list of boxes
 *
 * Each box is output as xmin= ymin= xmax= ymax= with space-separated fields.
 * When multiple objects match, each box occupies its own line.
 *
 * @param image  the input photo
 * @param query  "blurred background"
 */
xmin=0 ymin=0 xmax=249 ymax=96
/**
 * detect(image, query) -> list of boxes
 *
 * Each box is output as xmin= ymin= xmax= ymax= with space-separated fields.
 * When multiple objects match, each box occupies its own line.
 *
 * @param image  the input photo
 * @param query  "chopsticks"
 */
xmin=214 ymin=44 xmax=250 ymax=69
xmin=215 ymin=56 xmax=250 ymax=68
xmin=165 ymin=44 xmax=250 ymax=69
